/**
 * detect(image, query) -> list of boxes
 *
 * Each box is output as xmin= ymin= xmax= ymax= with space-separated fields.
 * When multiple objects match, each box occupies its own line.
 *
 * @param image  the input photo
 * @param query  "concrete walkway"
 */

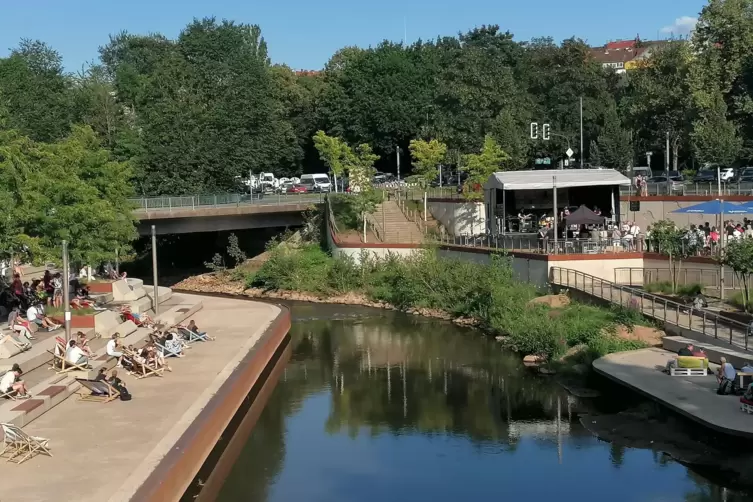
xmin=0 ymin=295 xmax=281 ymax=502
xmin=594 ymin=348 xmax=753 ymax=438
xmin=552 ymin=268 xmax=753 ymax=352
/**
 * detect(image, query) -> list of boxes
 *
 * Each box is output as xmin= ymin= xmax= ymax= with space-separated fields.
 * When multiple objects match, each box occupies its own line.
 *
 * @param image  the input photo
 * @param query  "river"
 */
xmin=215 ymin=302 xmax=750 ymax=502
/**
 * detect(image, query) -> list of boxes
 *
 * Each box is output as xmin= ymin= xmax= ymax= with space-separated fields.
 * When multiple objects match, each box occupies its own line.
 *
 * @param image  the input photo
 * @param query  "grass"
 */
xmin=644 ymin=281 xmax=704 ymax=296
xmin=246 ymin=244 xmax=649 ymax=360
xmin=46 ymin=306 xmax=96 ymax=317
xmin=729 ymin=291 xmax=753 ymax=313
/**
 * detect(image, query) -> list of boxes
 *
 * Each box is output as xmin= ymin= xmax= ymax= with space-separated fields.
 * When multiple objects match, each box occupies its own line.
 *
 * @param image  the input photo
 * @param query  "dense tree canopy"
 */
xmin=2 ymin=4 xmax=753 ymax=211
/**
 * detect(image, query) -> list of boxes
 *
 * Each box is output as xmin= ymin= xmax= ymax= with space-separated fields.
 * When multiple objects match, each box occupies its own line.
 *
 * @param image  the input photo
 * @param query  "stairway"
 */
xmin=371 ymin=201 xmax=424 ymax=244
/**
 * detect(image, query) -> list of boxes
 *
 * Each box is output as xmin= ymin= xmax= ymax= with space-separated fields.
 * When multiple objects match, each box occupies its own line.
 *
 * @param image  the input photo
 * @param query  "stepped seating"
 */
xmin=0 ymin=290 xmax=203 ymax=428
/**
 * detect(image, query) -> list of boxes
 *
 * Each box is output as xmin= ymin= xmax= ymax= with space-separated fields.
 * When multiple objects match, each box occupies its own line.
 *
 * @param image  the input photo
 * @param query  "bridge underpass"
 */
xmin=131 ymin=194 xmax=318 ymax=235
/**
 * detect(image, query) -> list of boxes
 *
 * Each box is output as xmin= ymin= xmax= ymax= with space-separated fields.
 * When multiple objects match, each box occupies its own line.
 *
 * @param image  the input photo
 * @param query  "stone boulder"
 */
xmin=528 ymin=294 xmax=571 ymax=309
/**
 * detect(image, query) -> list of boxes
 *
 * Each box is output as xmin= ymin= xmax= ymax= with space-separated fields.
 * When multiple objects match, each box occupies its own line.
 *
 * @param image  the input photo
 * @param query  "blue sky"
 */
xmin=1 ymin=0 xmax=706 ymax=71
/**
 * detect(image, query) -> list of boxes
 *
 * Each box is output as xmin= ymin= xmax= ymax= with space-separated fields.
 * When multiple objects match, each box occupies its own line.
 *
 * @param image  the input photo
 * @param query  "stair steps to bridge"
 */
xmin=371 ymin=201 xmax=424 ymax=244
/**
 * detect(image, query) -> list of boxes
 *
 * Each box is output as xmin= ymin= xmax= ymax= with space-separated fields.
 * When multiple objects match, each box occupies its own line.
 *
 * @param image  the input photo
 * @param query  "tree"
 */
xmin=648 ymin=220 xmax=693 ymax=294
xmin=0 ymin=126 xmax=137 ymax=265
xmin=409 ymin=138 xmax=447 ymax=186
xmin=346 ymin=143 xmax=380 ymax=220
xmin=622 ymin=42 xmax=693 ymax=171
xmin=313 ymin=131 xmax=349 ymax=192
xmin=691 ymin=91 xmax=743 ymax=166
xmin=461 ymin=136 xmax=509 ymax=200
xmin=722 ymin=238 xmax=753 ymax=312
xmin=0 ymin=39 xmax=75 ymax=142
xmin=594 ymin=108 xmax=632 ymax=170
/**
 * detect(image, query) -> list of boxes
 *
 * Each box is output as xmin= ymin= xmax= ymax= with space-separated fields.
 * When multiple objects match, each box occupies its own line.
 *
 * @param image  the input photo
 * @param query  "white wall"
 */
xmin=428 ymin=200 xmax=486 ymax=236
xmin=327 ymin=228 xmax=423 ymax=264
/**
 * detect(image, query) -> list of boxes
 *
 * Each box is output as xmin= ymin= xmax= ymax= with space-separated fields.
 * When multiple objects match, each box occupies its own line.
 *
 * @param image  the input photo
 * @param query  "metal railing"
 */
xmin=614 ymin=267 xmax=752 ymax=292
xmin=551 ymin=267 xmax=752 ymax=351
xmin=130 ymin=192 xmax=325 ymax=211
xmin=620 ymin=182 xmax=753 ymax=197
xmin=436 ymin=234 xmax=646 ymax=255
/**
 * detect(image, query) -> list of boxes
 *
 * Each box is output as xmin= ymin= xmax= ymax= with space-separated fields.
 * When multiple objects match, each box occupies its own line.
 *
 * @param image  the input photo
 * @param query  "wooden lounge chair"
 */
xmin=47 ymin=338 xmax=90 ymax=374
xmin=0 ymin=387 xmax=18 ymax=401
xmin=178 ymin=326 xmax=212 ymax=343
xmin=155 ymin=340 xmax=183 ymax=358
xmin=124 ymin=348 xmax=164 ymax=379
xmin=0 ymin=422 xmax=52 ymax=464
xmin=75 ymin=378 xmax=120 ymax=403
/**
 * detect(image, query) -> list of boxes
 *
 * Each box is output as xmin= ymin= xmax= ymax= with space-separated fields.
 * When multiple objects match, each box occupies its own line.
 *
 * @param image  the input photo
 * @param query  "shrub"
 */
xmin=729 ymin=291 xmax=753 ymax=312
xmin=645 ymin=281 xmax=703 ymax=296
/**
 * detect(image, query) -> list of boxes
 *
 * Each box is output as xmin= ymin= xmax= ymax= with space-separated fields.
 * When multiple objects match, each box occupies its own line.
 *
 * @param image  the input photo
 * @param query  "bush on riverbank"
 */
xmin=248 ymin=245 xmax=648 ymax=359
xmin=645 ymin=281 xmax=703 ymax=296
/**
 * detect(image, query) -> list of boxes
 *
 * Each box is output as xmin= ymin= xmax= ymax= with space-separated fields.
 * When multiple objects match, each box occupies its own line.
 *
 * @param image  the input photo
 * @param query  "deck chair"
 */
xmin=178 ymin=326 xmax=212 ymax=343
xmin=155 ymin=340 xmax=183 ymax=358
xmin=75 ymin=378 xmax=120 ymax=403
xmin=0 ymin=422 xmax=52 ymax=464
xmin=47 ymin=338 xmax=90 ymax=374
xmin=124 ymin=348 xmax=164 ymax=379
xmin=1 ymin=333 xmax=31 ymax=352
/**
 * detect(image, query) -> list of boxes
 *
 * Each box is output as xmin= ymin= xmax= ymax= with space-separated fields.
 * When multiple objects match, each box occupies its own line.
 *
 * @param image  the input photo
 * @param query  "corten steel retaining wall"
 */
xmin=128 ymin=303 xmax=292 ymax=502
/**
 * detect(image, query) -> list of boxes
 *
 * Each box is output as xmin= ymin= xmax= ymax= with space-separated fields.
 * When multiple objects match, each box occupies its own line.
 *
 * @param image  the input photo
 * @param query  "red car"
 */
xmin=288 ymin=184 xmax=308 ymax=194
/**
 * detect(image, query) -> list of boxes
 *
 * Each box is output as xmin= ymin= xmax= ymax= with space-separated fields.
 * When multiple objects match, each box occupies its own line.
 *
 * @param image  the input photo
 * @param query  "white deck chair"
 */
xmin=0 ymin=422 xmax=51 ymax=464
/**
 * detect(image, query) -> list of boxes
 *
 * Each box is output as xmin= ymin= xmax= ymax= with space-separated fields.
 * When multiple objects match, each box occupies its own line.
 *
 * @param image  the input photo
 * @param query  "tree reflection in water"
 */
xmin=217 ymin=308 xmax=750 ymax=502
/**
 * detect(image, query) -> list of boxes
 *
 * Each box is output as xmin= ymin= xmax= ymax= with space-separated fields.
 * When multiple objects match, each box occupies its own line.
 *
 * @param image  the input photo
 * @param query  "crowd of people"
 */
xmin=645 ymin=219 xmax=753 ymax=256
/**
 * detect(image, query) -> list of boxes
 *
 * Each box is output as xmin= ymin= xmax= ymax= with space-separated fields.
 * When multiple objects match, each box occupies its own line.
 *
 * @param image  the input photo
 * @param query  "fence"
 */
xmin=437 ymin=234 xmax=645 ymax=255
xmin=551 ymin=267 xmax=752 ymax=352
xmin=613 ymin=266 xmax=752 ymax=292
xmin=130 ymin=192 xmax=324 ymax=211
xmin=620 ymin=182 xmax=753 ymax=197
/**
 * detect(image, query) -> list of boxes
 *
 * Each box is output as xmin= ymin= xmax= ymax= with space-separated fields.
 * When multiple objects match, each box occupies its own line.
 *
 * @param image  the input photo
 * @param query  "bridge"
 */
xmin=130 ymin=193 xmax=324 ymax=235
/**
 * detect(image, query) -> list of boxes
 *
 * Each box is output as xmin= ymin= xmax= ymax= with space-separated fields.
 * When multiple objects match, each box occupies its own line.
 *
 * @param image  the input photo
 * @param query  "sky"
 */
xmin=0 ymin=0 xmax=707 ymax=72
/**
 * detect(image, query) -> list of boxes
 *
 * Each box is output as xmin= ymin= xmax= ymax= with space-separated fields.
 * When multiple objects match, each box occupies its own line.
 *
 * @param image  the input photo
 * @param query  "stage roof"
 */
xmin=484 ymin=169 xmax=630 ymax=191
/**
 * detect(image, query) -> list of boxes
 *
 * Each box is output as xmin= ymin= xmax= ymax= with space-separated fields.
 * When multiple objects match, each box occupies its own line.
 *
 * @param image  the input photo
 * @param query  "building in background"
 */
xmin=590 ymin=39 xmax=670 ymax=73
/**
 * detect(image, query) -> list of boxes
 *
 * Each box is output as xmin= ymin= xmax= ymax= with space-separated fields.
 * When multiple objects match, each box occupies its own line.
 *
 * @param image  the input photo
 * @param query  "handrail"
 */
xmin=551 ymin=266 xmax=751 ymax=351
xmin=130 ymin=192 xmax=324 ymax=211
xmin=613 ymin=266 xmax=752 ymax=292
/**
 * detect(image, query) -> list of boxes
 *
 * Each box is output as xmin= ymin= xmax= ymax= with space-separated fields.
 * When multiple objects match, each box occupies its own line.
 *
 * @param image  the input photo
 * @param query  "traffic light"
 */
xmin=530 ymin=122 xmax=539 ymax=140
xmin=542 ymin=123 xmax=550 ymax=141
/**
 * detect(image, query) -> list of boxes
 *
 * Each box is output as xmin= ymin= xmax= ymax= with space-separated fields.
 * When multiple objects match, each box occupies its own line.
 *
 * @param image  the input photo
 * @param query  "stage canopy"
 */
xmin=565 ymin=205 xmax=604 ymax=225
xmin=484 ymin=169 xmax=630 ymax=191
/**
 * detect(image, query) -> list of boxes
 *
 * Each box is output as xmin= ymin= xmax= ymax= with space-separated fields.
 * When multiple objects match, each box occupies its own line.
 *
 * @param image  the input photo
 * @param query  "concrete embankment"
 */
xmin=0 ymin=295 xmax=291 ymax=502
xmin=594 ymin=348 xmax=753 ymax=439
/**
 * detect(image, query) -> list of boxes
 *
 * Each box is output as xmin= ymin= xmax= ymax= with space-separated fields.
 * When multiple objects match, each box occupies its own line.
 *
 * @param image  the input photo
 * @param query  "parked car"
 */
xmin=738 ymin=167 xmax=753 ymax=182
xmin=300 ymin=173 xmax=331 ymax=192
xmin=647 ymin=175 xmax=684 ymax=192
xmin=288 ymin=184 xmax=308 ymax=194
xmin=693 ymin=168 xmax=718 ymax=183
xmin=277 ymin=180 xmax=294 ymax=193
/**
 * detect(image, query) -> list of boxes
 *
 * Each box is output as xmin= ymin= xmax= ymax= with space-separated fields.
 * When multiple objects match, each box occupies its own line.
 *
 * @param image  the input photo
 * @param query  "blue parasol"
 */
xmin=671 ymin=200 xmax=749 ymax=214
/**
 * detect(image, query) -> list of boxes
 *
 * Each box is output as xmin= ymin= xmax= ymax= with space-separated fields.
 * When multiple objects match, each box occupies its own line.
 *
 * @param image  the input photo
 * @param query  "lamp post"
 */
xmin=62 ymin=240 xmax=71 ymax=342
xmin=151 ymin=225 xmax=159 ymax=316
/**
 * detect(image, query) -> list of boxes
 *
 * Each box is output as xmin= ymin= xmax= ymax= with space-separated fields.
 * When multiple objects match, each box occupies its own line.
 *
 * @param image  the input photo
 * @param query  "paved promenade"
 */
xmin=0 ymin=295 xmax=284 ymax=502
xmin=594 ymin=348 xmax=753 ymax=438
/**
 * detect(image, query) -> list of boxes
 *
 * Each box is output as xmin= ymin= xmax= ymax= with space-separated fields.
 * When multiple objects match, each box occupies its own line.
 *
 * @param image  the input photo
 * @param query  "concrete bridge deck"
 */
xmin=0 ymin=295 xmax=290 ymax=502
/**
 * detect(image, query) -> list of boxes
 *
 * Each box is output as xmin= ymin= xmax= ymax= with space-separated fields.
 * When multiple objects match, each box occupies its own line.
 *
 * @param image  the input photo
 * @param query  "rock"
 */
xmin=494 ymin=335 xmax=506 ymax=342
xmin=613 ymin=325 xmax=665 ymax=346
xmin=523 ymin=354 xmax=545 ymax=364
xmin=571 ymin=363 xmax=590 ymax=376
xmin=539 ymin=366 xmax=556 ymax=375
xmin=528 ymin=294 xmax=570 ymax=309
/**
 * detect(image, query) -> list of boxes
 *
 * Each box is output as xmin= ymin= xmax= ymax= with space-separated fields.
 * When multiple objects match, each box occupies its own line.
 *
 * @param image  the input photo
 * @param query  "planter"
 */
xmin=87 ymin=281 xmax=114 ymax=294
xmin=50 ymin=314 xmax=96 ymax=329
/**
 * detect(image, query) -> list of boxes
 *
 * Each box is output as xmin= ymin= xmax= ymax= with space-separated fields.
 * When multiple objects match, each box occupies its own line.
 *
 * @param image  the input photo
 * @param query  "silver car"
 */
xmin=647 ymin=175 xmax=684 ymax=193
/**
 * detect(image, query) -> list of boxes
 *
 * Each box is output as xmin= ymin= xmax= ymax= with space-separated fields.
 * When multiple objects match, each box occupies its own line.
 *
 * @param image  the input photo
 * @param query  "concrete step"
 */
xmin=663 ymin=335 xmax=753 ymax=369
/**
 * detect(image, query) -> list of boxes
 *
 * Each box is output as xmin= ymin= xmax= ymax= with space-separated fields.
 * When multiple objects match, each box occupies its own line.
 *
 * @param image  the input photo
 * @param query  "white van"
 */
xmin=300 ymin=173 xmax=331 ymax=192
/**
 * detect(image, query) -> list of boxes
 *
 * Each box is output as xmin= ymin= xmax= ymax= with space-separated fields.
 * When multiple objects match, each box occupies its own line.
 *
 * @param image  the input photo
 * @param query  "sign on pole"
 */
xmin=566 ymin=148 xmax=574 ymax=158
xmin=530 ymin=122 xmax=539 ymax=140
xmin=542 ymin=124 xmax=550 ymax=141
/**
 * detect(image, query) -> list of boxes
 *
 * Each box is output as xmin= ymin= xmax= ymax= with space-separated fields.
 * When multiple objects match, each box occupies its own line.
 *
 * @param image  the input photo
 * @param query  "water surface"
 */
xmin=219 ymin=303 xmax=748 ymax=502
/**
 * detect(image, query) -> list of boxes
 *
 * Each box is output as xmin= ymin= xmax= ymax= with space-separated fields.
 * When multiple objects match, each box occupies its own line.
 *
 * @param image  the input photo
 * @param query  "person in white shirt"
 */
xmin=0 ymin=368 xmax=29 ymax=398
xmin=27 ymin=304 xmax=59 ymax=331
xmin=65 ymin=340 xmax=89 ymax=367
xmin=106 ymin=333 xmax=125 ymax=367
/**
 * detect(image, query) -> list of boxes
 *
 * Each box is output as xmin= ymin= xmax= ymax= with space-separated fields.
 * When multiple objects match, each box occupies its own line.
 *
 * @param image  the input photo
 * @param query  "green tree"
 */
xmin=649 ymin=220 xmax=693 ymax=294
xmin=313 ymin=131 xmax=349 ymax=192
xmin=691 ymin=91 xmax=743 ymax=166
xmin=594 ymin=108 xmax=632 ymax=170
xmin=461 ymin=136 xmax=509 ymax=200
xmin=0 ymin=126 xmax=137 ymax=265
xmin=409 ymin=138 xmax=447 ymax=186
xmin=722 ymin=238 xmax=753 ymax=312
xmin=0 ymin=39 xmax=75 ymax=142
xmin=346 ymin=143 xmax=380 ymax=219
xmin=622 ymin=42 xmax=693 ymax=171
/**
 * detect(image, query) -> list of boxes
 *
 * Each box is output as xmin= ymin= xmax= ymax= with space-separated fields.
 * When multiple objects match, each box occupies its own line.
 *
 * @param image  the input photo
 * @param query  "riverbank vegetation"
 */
xmin=247 ymin=244 xmax=650 ymax=362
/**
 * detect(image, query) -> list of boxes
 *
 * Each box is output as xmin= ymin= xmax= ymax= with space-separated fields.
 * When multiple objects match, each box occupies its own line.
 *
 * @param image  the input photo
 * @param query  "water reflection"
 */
xmin=218 ymin=308 xmax=749 ymax=502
